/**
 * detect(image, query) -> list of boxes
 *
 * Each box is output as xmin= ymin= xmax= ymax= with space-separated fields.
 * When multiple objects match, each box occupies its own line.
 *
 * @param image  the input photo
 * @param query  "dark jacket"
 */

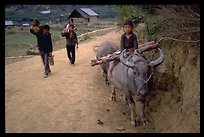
xmin=120 ymin=32 xmax=138 ymax=51
xmin=61 ymin=31 xmax=78 ymax=46
xmin=30 ymin=29 xmax=53 ymax=53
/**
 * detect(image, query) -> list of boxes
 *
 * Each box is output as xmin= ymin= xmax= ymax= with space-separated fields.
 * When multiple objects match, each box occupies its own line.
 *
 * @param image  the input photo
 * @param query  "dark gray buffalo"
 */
xmin=96 ymin=41 xmax=164 ymax=126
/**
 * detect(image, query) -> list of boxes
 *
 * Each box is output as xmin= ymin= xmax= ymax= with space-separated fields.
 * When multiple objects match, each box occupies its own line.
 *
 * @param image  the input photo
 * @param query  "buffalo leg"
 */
xmin=129 ymin=103 xmax=137 ymax=126
xmin=133 ymin=96 xmax=149 ymax=125
xmin=125 ymin=91 xmax=140 ymax=126
xmin=103 ymin=71 xmax=109 ymax=85
xmin=120 ymin=93 xmax=128 ymax=104
xmin=137 ymin=99 xmax=149 ymax=125
xmin=110 ymin=85 xmax=116 ymax=101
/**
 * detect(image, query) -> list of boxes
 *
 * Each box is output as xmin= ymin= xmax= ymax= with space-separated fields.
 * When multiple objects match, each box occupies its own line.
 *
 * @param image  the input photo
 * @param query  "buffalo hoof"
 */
xmin=130 ymin=120 xmax=140 ymax=126
xmin=136 ymin=116 xmax=149 ymax=126
xmin=136 ymin=117 xmax=141 ymax=126
xmin=141 ymin=117 xmax=149 ymax=125
xmin=105 ymin=80 xmax=109 ymax=85
xmin=110 ymin=96 xmax=116 ymax=101
xmin=120 ymin=96 xmax=128 ymax=104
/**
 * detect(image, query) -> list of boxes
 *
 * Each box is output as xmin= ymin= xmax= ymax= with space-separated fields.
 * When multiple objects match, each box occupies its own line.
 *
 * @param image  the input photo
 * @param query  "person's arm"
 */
xmin=61 ymin=30 xmax=68 ymax=37
xmin=66 ymin=23 xmax=69 ymax=29
xmin=30 ymin=28 xmax=41 ymax=49
xmin=74 ymin=32 xmax=78 ymax=48
xmin=30 ymin=25 xmax=42 ymax=36
xmin=48 ymin=34 xmax=53 ymax=53
xmin=30 ymin=28 xmax=38 ymax=36
xmin=120 ymin=34 xmax=125 ymax=51
xmin=133 ymin=33 xmax=138 ymax=49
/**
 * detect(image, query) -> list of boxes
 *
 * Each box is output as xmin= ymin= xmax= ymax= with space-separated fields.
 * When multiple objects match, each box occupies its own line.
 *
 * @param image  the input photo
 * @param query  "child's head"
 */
xmin=43 ymin=25 xmax=50 ymax=34
xmin=68 ymin=24 xmax=75 ymax=32
xmin=123 ymin=20 xmax=134 ymax=34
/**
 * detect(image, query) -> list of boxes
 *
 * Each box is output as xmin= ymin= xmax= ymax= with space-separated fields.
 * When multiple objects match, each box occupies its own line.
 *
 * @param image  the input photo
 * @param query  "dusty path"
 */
xmin=5 ymin=29 xmax=154 ymax=133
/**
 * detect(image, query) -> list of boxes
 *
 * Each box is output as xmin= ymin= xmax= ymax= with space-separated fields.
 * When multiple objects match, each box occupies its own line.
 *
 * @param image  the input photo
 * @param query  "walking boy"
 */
xmin=61 ymin=24 xmax=78 ymax=65
xmin=30 ymin=25 xmax=53 ymax=78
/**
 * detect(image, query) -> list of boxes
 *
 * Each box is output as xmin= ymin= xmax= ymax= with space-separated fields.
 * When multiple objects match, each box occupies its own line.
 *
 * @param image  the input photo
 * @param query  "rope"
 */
xmin=136 ymin=70 xmax=153 ymax=84
xmin=136 ymin=70 xmax=154 ymax=96
xmin=144 ymin=71 xmax=153 ymax=84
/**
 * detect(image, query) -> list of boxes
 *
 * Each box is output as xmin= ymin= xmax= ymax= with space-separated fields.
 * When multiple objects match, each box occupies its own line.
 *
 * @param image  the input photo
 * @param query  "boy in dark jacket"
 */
xmin=120 ymin=20 xmax=138 ymax=52
xmin=30 ymin=25 xmax=53 ymax=78
xmin=108 ymin=20 xmax=138 ymax=78
xmin=61 ymin=24 xmax=78 ymax=65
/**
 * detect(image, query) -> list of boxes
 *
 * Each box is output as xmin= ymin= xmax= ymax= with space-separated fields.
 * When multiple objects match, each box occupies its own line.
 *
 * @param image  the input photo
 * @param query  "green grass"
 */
xmin=5 ymin=30 xmax=37 ymax=57
xmin=5 ymin=43 xmax=32 ymax=57
xmin=5 ymin=20 xmax=117 ymax=57
xmin=5 ymin=33 xmax=37 ymax=46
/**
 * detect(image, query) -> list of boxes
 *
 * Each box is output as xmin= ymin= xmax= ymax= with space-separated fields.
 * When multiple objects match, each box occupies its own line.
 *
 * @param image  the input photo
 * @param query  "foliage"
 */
xmin=115 ymin=5 xmax=143 ymax=26
xmin=115 ymin=5 xmax=200 ymax=41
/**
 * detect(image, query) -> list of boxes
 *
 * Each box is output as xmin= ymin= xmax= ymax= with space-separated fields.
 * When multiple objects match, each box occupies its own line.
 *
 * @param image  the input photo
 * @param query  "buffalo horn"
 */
xmin=149 ymin=48 xmax=164 ymax=67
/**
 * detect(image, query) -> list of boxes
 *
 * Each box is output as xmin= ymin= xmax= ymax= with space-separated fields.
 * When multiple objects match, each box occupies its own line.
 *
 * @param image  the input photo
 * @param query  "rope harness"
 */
xmin=135 ymin=70 xmax=154 ymax=96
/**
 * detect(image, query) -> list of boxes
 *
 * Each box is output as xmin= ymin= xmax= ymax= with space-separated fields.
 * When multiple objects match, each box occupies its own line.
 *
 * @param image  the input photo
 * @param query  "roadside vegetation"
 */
xmin=116 ymin=5 xmax=200 ymax=132
xmin=115 ymin=5 xmax=200 ymax=42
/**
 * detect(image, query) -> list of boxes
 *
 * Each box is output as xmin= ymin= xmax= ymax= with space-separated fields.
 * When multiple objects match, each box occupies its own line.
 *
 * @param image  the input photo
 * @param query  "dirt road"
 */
xmin=5 ymin=29 xmax=154 ymax=133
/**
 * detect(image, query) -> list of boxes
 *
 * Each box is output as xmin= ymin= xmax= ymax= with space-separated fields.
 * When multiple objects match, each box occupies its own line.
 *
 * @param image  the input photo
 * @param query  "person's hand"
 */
xmin=63 ymin=28 xmax=69 ymax=33
xmin=49 ymin=52 xmax=52 ymax=56
xmin=32 ymin=26 xmax=40 ymax=33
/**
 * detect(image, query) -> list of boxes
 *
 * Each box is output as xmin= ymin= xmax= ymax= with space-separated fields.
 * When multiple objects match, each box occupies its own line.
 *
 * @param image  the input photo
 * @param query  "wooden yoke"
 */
xmin=91 ymin=51 xmax=121 ymax=66
xmin=91 ymin=41 xmax=159 ymax=66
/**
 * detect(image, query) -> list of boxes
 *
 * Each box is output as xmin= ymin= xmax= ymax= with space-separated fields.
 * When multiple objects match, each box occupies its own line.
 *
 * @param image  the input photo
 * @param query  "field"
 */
xmin=5 ymin=19 xmax=117 ymax=58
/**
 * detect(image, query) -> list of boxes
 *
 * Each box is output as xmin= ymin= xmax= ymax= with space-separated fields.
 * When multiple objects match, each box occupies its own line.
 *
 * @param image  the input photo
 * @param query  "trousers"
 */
xmin=39 ymin=51 xmax=51 ymax=75
xmin=66 ymin=45 xmax=76 ymax=64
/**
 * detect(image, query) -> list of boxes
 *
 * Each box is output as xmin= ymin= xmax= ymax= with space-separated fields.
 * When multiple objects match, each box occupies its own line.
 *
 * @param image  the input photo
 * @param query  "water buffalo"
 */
xmin=96 ymin=41 xmax=119 ymax=84
xmin=96 ymin=41 xmax=164 ymax=126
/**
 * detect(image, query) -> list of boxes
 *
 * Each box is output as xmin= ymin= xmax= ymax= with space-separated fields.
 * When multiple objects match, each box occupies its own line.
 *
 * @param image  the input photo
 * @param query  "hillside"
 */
xmin=5 ymin=5 xmax=118 ymax=23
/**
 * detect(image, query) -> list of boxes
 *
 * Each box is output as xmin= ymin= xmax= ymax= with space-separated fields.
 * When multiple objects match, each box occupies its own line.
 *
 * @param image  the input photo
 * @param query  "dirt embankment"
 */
xmin=144 ymin=34 xmax=200 ymax=132
xmin=5 ymin=29 xmax=200 ymax=133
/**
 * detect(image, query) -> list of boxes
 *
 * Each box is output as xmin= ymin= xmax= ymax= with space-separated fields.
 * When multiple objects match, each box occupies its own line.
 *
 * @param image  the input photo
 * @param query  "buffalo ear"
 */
xmin=155 ymin=65 xmax=167 ymax=73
